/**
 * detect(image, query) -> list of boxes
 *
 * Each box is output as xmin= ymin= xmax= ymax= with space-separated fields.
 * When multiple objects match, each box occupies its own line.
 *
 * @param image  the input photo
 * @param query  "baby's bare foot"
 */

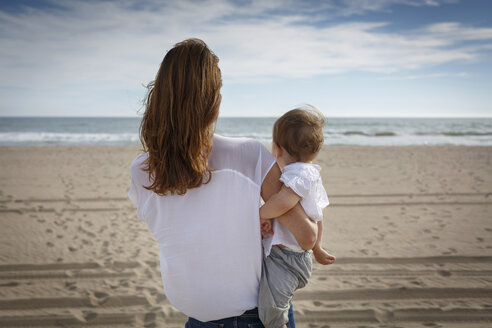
xmin=313 ymin=247 xmax=336 ymax=265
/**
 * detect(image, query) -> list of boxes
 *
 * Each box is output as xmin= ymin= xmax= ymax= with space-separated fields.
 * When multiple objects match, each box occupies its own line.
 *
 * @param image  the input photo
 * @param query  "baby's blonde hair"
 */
xmin=273 ymin=106 xmax=325 ymax=162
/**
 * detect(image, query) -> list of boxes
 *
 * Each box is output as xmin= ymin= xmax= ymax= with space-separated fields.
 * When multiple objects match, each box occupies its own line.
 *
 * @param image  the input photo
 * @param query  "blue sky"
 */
xmin=0 ymin=0 xmax=491 ymax=117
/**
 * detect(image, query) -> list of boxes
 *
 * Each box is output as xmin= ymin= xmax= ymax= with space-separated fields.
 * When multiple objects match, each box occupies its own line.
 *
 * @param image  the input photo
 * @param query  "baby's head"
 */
xmin=272 ymin=106 xmax=325 ymax=166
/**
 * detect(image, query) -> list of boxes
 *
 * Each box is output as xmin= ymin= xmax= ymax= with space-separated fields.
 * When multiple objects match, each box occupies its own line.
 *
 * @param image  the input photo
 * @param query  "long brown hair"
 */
xmin=140 ymin=38 xmax=222 ymax=195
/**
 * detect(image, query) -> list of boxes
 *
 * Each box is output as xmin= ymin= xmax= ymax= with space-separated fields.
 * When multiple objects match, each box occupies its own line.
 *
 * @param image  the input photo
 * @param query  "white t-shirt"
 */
xmin=128 ymin=134 xmax=276 ymax=322
xmin=262 ymin=162 xmax=329 ymax=256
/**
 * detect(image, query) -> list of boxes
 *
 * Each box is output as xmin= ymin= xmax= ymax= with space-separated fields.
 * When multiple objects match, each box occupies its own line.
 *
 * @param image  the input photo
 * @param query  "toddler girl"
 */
xmin=259 ymin=107 xmax=336 ymax=328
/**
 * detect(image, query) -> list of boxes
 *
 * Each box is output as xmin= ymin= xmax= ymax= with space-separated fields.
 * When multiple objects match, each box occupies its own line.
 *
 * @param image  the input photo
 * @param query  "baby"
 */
xmin=259 ymin=107 xmax=336 ymax=328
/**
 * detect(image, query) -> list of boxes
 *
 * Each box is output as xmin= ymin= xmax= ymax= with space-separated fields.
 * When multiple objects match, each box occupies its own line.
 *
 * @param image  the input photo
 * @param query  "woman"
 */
xmin=128 ymin=38 xmax=317 ymax=328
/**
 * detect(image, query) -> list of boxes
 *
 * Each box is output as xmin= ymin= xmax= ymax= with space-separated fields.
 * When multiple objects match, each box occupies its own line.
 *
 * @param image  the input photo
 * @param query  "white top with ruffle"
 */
xmin=262 ymin=162 xmax=329 ymax=255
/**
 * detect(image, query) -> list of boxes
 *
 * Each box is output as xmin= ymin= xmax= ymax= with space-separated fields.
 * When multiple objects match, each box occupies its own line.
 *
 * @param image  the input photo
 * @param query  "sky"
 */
xmin=0 ymin=0 xmax=491 ymax=118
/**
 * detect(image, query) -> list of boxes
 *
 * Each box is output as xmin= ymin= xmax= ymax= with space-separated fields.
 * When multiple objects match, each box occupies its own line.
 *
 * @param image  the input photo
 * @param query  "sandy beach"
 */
xmin=0 ymin=145 xmax=491 ymax=327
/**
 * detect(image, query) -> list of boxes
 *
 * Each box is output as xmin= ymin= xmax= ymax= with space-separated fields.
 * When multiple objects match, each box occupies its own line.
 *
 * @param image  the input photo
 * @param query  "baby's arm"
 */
xmin=260 ymin=185 xmax=301 ymax=220
xmin=261 ymin=164 xmax=318 ymax=250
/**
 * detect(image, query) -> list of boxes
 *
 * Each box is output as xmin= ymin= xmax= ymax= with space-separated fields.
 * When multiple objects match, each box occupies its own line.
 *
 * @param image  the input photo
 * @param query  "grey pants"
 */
xmin=258 ymin=245 xmax=312 ymax=328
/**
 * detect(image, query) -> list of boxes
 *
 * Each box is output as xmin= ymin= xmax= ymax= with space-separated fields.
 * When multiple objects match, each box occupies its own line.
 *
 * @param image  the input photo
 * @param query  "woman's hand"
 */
xmin=260 ymin=218 xmax=273 ymax=238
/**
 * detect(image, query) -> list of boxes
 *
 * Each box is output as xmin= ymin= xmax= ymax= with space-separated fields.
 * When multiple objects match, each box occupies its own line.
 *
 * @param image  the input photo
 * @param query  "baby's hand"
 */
xmin=260 ymin=218 xmax=273 ymax=238
xmin=313 ymin=247 xmax=336 ymax=265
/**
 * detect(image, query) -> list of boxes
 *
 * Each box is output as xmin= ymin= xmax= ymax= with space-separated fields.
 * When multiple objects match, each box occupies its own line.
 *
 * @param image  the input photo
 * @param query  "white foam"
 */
xmin=0 ymin=132 xmax=140 ymax=145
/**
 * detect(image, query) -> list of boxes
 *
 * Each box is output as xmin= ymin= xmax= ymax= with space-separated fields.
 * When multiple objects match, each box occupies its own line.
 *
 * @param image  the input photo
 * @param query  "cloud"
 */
xmin=335 ymin=0 xmax=458 ymax=16
xmin=377 ymin=71 xmax=471 ymax=80
xmin=0 ymin=0 xmax=490 ymax=91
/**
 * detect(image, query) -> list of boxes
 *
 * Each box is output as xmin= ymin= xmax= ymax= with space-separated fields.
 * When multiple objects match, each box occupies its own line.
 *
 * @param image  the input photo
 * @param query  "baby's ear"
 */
xmin=276 ymin=144 xmax=284 ymax=158
xmin=272 ymin=142 xmax=281 ymax=157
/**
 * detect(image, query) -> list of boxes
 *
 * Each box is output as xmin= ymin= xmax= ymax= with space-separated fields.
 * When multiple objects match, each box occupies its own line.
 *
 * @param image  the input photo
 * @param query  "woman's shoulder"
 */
xmin=130 ymin=152 xmax=148 ymax=171
xmin=130 ymin=152 xmax=150 ymax=185
xmin=213 ymin=134 xmax=264 ymax=150
xmin=212 ymin=134 xmax=269 ymax=159
xmin=211 ymin=135 xmax=275 ymax=183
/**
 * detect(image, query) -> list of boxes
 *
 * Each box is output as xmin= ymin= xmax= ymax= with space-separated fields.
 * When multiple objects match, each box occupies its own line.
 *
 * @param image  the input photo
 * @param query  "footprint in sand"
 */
xmin=46 ymin=242 xmax=54 ymax=247
xmin=82 ymin=239 xmax=93 ymax=246
xmin=120 ymin=279 xmax=130 ymax=287
xmin=65 ymin=281 xmax=77 ymax=290
xmin=103 ymin=279 xmax=119 ymax=289
xmin=0 ymin=281 xmax=19 ymax=287
xmin=84 ymin=311 xmax=98 ymax=321
xmin=442 ymin=247 xmax=457 ymax=255
xmin=141 ymin=313 xmax=157 ymax=327
xmin=89 ymin=291 xmax=110 ymax=306
xmin=70 ymin=310 xmax=98 ymax=322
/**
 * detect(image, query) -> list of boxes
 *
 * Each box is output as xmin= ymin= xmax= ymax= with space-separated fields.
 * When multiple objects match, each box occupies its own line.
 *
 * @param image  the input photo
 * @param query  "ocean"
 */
xmin=0 ymin=117 xmax=491 ymax=146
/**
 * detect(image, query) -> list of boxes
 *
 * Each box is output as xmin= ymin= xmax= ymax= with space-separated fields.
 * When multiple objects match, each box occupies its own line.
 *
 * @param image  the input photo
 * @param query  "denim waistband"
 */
xmin=188 ymin=307 xmax=259 ymax=324
xmin=187 ymin=305 xmax=295 ymax=328
xmin=240 ymin=307 xmax=259 ymax=318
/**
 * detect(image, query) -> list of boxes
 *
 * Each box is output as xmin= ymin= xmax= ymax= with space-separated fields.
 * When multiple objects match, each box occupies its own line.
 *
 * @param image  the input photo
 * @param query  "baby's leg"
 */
xmin=259 ymin=254 xmax=294 ymax=328
xmin=312 ymin=221 xmax=336 ymax=265
xmin=259 ymin=246 xmax=311 ymax=328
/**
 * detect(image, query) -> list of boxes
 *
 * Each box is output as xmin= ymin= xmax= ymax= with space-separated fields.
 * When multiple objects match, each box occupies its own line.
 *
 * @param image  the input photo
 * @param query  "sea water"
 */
xmin=0 ymin=117 xmax=491 ymax=146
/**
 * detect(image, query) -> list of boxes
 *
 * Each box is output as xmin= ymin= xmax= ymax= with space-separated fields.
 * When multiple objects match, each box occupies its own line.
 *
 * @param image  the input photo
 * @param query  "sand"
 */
xmin=0 ymin=145 xmax=491 ymax=327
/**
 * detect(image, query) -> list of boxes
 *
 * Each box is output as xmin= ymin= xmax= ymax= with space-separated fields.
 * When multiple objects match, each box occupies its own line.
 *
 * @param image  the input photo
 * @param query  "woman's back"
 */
xmin=129 ymin=134 xmax=275 ymax=321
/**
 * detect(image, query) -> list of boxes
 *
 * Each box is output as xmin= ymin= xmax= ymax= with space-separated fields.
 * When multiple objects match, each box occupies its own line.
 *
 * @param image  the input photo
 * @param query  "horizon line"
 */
xmin=1 ymin=115 xmax=492 ymax=119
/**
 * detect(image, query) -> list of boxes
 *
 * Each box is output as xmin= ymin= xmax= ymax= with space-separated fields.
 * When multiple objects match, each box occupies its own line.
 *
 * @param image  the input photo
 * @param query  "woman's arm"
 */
xmin=261 ymin=163 xmax=318 ymax=250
